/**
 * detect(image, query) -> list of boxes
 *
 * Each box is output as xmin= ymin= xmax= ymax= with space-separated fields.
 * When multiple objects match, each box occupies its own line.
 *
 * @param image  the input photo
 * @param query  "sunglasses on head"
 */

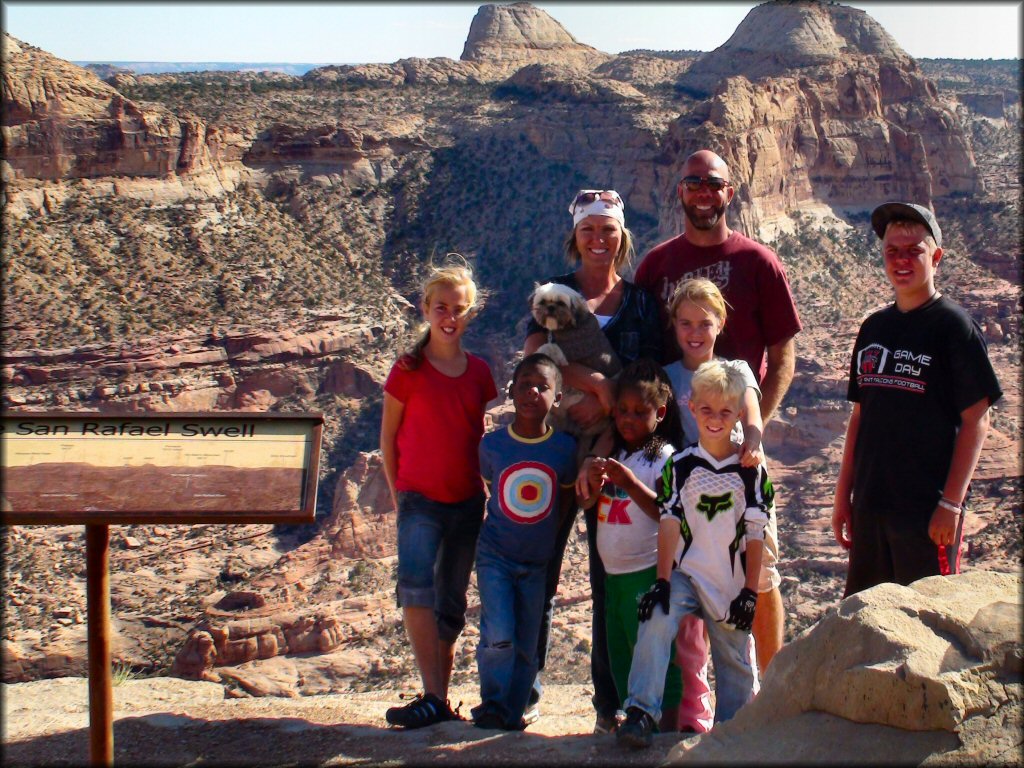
xmin=681 ymin=176 xmax=732 ymax=192
xmin=572 ymin=189 xmax=623 ymax=210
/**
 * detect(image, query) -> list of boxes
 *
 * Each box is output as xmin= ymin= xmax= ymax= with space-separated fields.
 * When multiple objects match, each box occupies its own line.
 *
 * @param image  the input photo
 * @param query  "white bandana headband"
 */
xmin=569 ymin=189 xmax=625 ymax=227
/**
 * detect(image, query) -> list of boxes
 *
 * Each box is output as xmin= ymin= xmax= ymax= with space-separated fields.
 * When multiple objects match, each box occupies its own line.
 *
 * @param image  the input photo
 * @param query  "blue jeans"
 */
xmin=396 ymin=490 xmax=484 ymax=644
xmin=474 ymin=542 xmax=548 ymax=727
xmin=624 ymin=570 xmax=755 ymax=725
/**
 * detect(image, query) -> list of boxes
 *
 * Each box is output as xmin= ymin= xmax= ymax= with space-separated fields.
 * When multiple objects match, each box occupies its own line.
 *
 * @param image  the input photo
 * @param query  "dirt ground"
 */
xmin=2 ymin=677 xmax=700 ymax=766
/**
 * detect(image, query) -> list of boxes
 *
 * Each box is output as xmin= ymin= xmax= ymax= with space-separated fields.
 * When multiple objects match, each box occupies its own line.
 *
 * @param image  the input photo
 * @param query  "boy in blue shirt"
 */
xmin=473 ymin=353 xmax=578 ymax=731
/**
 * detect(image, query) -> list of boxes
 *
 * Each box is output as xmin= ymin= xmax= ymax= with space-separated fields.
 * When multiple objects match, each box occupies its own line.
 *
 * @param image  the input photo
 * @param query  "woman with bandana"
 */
xmin=521 ymin=190 xmax=662 ymax=733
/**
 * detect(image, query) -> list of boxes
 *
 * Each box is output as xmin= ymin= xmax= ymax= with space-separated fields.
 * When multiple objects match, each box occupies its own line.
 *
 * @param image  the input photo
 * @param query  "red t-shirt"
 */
xmin=634 ymin=231 xmax=802 ymax=383
xmin=384 ymin=353 xmax=497 ymax=503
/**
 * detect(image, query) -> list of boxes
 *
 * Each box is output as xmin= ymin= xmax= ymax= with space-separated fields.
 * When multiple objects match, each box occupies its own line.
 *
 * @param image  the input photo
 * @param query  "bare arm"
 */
xmin=603 ymin=457 xmax=660 ymax=521
xmin=558 ymin=484 xmax=578 ymax=529
xmin=928 ymin=398 xmax=991 ymax=546
xmin=577 ymin=430 xmax=614 ymax=501
xmin=759 ymin=336 xmax=796 ymax=425
xmin=739 ymin=386 xmax=764 ymax=467
xmin=743 ymin=538 xmax=763 ymax=592
xmin=831 ymin=403 xmax=861 ymax=550
xmin=380 ymin=391 xmax=405 ymax=512
xmin=577 ymin=457 xmax=605 ymax=509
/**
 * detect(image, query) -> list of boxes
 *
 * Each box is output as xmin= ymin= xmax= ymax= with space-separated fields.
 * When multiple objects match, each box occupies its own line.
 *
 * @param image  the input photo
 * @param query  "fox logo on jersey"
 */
xmin=697 ymin=492 xmax=734 ymax=521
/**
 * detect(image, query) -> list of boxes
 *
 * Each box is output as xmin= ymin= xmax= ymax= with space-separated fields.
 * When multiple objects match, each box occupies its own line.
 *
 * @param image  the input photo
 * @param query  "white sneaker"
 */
xmin=523 ymin=702 xmax=540 ymax=725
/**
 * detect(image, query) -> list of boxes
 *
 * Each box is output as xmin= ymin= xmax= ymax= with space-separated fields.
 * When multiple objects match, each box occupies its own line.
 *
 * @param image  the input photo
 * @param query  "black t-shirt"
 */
xmin=847 ymin=295 xmax=1002 ymax=521
xmin=525 ymin=271 xmax=664 ymax=364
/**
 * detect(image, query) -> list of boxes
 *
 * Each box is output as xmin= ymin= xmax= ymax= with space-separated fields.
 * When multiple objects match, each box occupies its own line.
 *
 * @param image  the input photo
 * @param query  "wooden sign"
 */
xmin=1 ymin=410 xmax=324 ymax=765
xmin=1 ymin=412 xmax=323 ymax=524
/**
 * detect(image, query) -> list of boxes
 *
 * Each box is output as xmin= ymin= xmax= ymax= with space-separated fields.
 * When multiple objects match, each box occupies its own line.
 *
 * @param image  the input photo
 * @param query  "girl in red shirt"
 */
xmin=380 ymin=258 xmax=497 ymax=729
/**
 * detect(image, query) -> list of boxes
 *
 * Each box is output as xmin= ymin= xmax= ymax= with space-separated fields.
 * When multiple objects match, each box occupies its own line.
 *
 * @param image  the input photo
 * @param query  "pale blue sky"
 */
xmin=2 ymin=2 xmax=1020 ymax=63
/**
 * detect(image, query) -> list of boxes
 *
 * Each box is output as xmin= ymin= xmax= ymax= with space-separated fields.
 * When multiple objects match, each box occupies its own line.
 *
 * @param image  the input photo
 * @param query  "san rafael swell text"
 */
xmin=5 ymin=421 xmax=260 ymax=437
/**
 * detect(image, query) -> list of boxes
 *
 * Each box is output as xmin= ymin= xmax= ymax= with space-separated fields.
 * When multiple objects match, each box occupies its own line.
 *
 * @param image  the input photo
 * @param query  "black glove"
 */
xmin=726 ymin=587 xmax=758 ymax=631
xmin=638 ymin=578 xmax=671 ymax=622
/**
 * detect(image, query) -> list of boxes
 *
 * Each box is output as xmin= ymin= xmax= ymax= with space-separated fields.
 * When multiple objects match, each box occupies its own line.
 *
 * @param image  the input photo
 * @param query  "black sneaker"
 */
xmin=504 ymin=717 xmax=528 ymax=731
xmin=616 ymin=706 xmax=656 ymax=749
xmin=473 ymin=711 xmax=505 ymax=730
xmin=385 ymin=692 xmax=453 ymax=729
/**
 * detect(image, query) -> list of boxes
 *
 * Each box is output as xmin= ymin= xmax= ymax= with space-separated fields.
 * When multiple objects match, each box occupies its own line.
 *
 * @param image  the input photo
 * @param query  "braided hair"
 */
xmin=612 ymin=357 xmax=683 ymax=462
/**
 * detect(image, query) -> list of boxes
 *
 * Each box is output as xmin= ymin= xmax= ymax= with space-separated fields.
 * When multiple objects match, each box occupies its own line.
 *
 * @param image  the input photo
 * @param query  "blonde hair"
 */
xmin=400 ymin=254 xmax=484 ymax=370
xmin=690 ymin=359 xmax=746 ymax=406
xmin=563 ymin=222 xmax=636 ymax=271
xmin=882 ymin=219 xmax=939 ymax=250
xmin=668 ymin=278 xmax=729 ymax=324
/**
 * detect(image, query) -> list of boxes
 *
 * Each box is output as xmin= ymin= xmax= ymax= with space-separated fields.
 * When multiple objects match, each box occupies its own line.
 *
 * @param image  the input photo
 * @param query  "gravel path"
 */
xmin=2 ymin=677 xmax=699 ymax=766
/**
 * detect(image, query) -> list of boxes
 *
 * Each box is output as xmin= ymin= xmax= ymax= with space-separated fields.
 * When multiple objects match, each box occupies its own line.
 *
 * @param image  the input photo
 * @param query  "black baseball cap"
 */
xmin=870 ymin=202 xmax=942 ymax=248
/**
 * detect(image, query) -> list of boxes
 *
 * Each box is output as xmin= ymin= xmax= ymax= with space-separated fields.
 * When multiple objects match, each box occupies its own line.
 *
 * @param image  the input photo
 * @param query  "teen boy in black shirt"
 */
xmin=832 ymin=202 xmax=1002 ymax=596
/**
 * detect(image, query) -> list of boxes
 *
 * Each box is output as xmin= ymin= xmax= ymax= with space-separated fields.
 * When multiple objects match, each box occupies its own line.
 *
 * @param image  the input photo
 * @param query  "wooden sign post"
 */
xmin=1 ymin=412 xmax=324 ymax=766
xmin=86 ymin=524 xmax=113 ymax=765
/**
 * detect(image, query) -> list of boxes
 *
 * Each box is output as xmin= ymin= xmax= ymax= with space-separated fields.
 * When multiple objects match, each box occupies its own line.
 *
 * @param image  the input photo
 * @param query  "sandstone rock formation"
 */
xmin=1 ymin=33 xmax=252 ymax=215
xmin=461 ymin=2 xmax=610 ymax=74
xmin=243 ymin=121 xmax=430 ymax=194
xmin=303 ymin=57 xmax=484 ymax=88
xmin=593 ymin=52 xmax=696 ymax=89
xmin=658 ymin=0 xmax=981 ymax=239
xmin=1 ymin=320 xmax=389 ymax=412
xmin=669 ymin=571 xmax=1022 ymax=765
xmin=2 ymin=34 xmax=218 ymax=181
xmin=498 ymin=63 xmax=647 ymax=104
xmin=3 ymin=577 xmax=1019 ymax=766
xmin=304 ymin=3 xmax=610 ymax=87
xmin=682 ymin=0 xmax=912 ymax=93
xmin=326 ymin=452 xmax=395 ymax=559
xmin=161 ymin=450 xmax=395 ymax=687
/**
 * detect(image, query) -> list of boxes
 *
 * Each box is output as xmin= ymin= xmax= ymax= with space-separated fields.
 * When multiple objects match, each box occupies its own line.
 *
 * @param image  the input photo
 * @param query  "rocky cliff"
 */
xmin=658 ymin=0 xmax=980 ymax=238
xmin=2 ymin=318 xmax=390 ymax=412
xmin=0 ymin=34 xmax=243 ymax=185
xmin=0 ymin=3 xmax=991 ymax=243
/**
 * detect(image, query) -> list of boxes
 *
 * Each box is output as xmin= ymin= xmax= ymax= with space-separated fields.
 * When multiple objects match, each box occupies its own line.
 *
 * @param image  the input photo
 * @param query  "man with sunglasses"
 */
xmin=634 ymin=149 xmax=801 ymax=675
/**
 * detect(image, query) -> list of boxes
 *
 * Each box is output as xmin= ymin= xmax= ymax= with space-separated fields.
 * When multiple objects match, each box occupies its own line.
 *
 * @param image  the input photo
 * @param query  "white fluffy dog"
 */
xmin=530 ymin=282 xmax=622 ymax=436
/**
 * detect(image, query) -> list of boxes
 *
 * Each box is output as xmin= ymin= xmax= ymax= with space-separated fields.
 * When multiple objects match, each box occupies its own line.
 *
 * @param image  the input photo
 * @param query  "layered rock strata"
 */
xmin=1 ymin=320 xmax=388 ymax=412
xmin=658 ymin=0 xmax=980 ymax=238
xmin=2 ymin=34 xmax=226 ymax=181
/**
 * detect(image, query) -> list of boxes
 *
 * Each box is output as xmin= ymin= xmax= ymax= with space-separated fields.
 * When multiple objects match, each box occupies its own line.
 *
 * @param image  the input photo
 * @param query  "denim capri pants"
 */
xmin=396 ymin=490 xmax=485 ymax=644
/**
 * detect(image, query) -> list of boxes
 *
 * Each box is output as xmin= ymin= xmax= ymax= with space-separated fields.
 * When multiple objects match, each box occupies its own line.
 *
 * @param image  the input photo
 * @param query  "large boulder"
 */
xmin=669 ymin=570 xmax=1022 ymax=765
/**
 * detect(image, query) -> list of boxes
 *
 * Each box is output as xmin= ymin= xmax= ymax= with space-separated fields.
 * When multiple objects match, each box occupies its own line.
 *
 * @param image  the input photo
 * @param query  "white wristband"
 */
xmin=937 ymin=498 xmax=962 ymax=514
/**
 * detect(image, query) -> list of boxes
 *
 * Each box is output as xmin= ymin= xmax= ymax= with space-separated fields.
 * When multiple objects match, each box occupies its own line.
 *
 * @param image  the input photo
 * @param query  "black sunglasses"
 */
xmin=681 ymin=176 xmax=732 ymax=192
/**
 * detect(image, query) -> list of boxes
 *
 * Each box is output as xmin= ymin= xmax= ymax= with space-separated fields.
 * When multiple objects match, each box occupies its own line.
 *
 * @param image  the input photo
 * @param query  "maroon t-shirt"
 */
xmin=634 ymin=231 xmax=802 ymax=383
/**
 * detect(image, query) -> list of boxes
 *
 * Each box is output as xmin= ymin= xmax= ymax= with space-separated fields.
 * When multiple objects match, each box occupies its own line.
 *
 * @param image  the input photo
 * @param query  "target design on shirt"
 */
xmin=497 ymin=461 xmax=557 ymax=524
